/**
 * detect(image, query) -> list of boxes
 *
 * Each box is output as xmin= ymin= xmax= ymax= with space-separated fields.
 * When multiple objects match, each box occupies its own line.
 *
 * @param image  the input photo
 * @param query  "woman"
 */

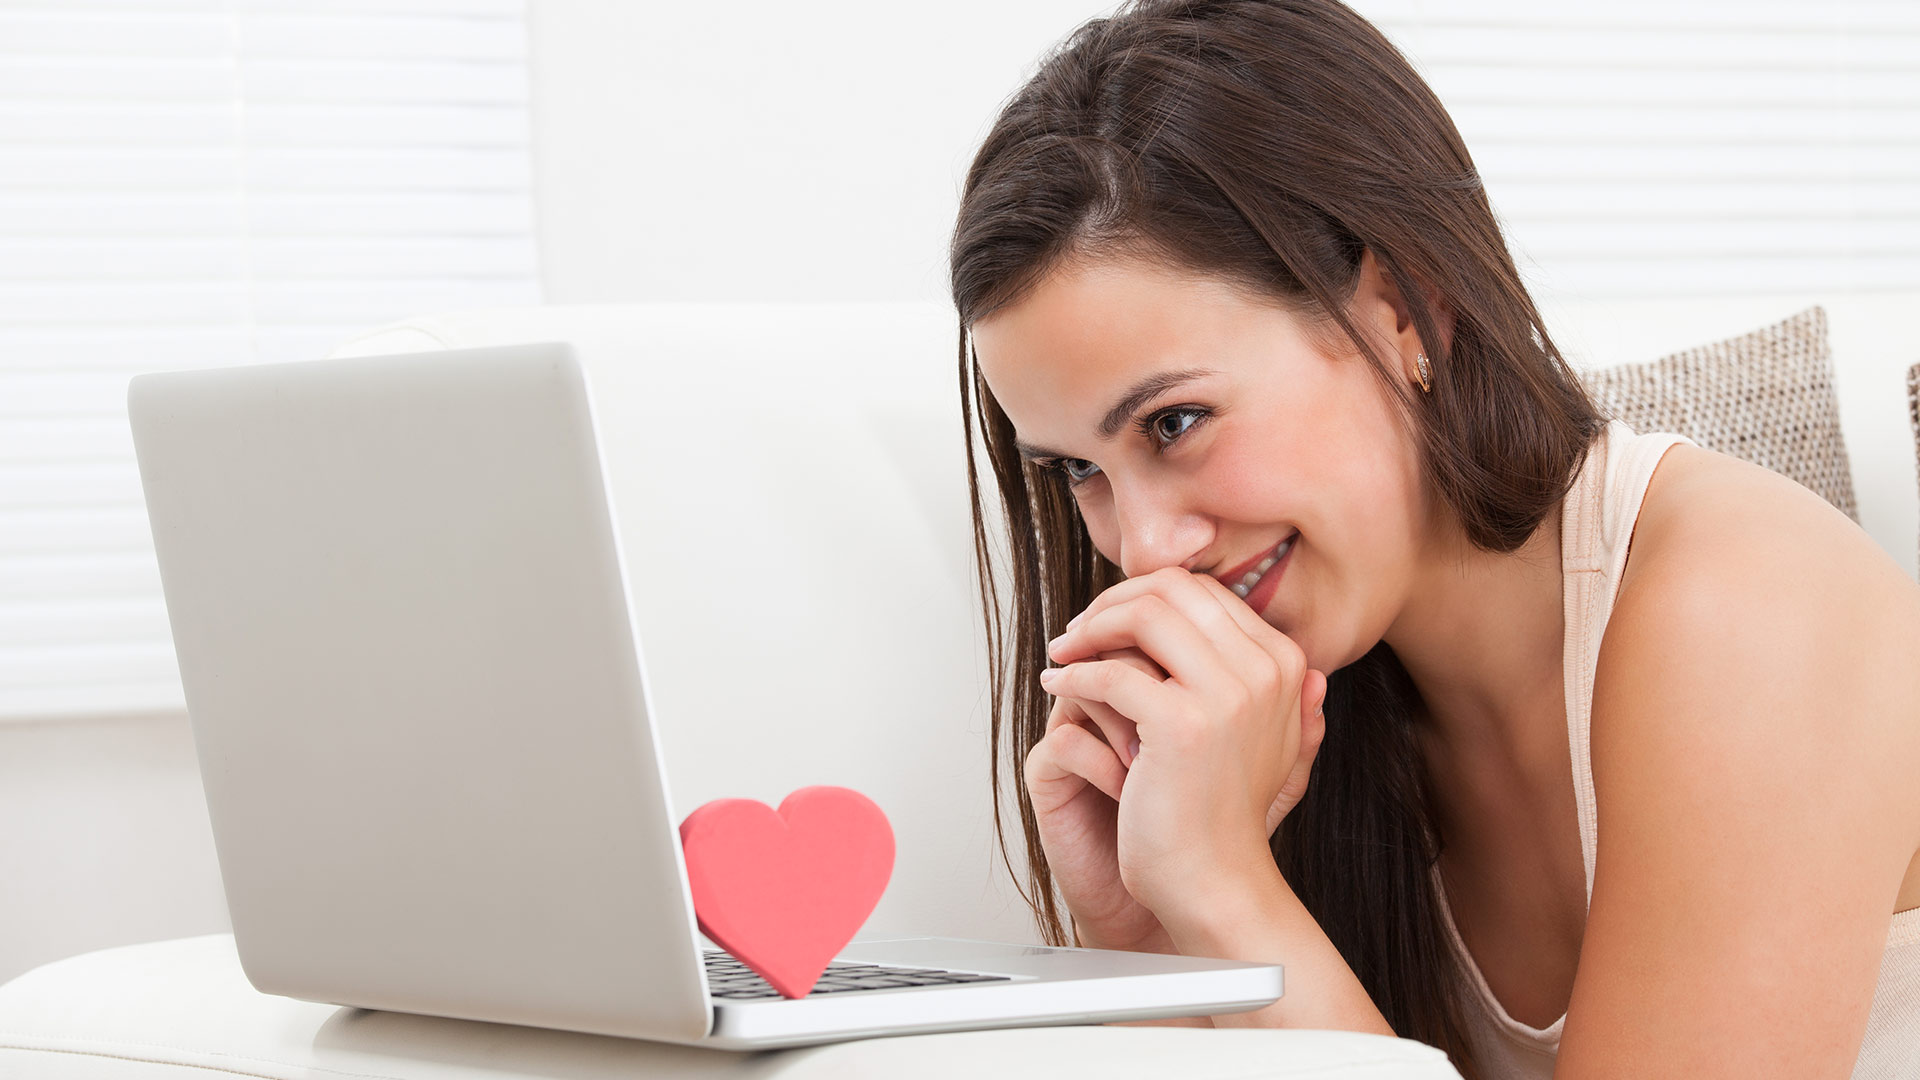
xmin=946 ymin=2 xmax=1920 ymax=1077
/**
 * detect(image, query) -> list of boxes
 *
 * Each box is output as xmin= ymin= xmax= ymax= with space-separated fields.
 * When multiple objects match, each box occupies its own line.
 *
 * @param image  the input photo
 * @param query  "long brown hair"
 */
xmin=947 ymin=1 xmax=1606 ymax=1074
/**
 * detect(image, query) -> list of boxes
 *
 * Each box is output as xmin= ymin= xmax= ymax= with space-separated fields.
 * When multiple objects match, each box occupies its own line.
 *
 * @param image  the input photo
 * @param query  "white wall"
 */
xmin=524 ymin=0 xmax=1120 ymax=305
xmin=525 ymin=1 xmax=1920 ymax=306
xmin=6 ymin=0 xmax=1918 ymax=987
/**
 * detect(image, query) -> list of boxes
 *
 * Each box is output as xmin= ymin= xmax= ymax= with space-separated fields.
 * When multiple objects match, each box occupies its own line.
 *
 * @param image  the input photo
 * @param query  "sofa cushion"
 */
xmin=1581 ymin=304 xmax=1859 ymax=521
xmin=0 ymin=935 xmax=1464 ymax=1079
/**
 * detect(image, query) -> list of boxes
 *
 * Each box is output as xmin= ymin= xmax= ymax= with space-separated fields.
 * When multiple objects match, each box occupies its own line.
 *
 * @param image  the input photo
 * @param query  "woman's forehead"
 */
xmin=979 ymin=260 xmax=1301 ymax=375
xmin=972 ymin=264 xmax=1323 ymax=411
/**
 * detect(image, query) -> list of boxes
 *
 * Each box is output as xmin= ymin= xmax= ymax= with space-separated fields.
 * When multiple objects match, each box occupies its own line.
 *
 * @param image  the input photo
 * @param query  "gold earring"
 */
xmin=1415 ymin=352 xmax=1432 ymax=394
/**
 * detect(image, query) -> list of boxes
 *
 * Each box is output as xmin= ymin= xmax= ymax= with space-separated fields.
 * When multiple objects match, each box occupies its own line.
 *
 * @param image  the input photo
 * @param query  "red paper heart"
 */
xmin=678 ymin=785 xmax=894 ymax=998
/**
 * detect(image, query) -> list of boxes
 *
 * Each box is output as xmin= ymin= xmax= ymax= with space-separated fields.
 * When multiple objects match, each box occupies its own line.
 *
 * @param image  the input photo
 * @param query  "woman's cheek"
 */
xmin=1082 ymin=514 xmax=1121 ymax=567
xmin=1060 ymin=488 xmax=1119 ymax=567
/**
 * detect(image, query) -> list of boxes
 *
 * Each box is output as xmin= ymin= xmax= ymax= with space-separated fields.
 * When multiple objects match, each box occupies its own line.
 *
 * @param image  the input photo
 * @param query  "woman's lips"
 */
xmin=1241 ymin=533 xmax=1296 ymax=614
xmin=1218 ymin=530 xmax=1299 ymax=586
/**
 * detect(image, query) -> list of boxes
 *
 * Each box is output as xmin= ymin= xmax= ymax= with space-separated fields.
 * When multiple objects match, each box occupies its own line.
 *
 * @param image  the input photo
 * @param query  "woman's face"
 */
xmin=968 ymin=251 xmax=1439 ymax=673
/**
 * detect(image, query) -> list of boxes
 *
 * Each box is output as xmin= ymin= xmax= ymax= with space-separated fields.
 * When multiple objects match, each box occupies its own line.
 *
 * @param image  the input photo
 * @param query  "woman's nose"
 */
xmin=1112 ymin=490 xmax=1209 ymax=580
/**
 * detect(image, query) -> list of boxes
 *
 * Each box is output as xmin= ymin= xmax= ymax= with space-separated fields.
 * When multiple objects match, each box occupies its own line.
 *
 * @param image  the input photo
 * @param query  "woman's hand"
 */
xmin=1038 ymin=567 xmax=1328 ymax=922
xmin=1022 ymin=645 xmax=1178 ymax=953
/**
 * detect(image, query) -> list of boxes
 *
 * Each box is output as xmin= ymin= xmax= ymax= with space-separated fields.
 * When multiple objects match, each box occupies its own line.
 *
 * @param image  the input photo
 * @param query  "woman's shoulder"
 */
xmin=1624 ymin=438 xmax=1909 ymax=608
xmin=1601 ymin=435 xmax=1920 ymax=826
xmin=1619 ymin=437 xmax=1920 ymax=660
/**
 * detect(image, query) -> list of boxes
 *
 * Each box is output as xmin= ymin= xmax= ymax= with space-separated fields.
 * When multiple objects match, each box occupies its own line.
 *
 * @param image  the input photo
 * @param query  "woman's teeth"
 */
xmin=1230 ymin=535 xmax=1295 ymax=598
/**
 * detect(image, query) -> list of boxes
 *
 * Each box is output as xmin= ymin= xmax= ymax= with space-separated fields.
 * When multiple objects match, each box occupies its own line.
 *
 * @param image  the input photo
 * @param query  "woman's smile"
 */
xmin=1220 ymin=530 xmax=1298 ymax=596
xmin=1234 ymin=530 xmax=1297 ymax=613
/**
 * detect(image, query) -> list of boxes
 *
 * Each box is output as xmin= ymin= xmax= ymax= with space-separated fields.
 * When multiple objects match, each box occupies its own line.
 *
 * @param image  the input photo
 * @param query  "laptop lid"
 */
xmin=128 ymin=343 xmax=711 ymax=1041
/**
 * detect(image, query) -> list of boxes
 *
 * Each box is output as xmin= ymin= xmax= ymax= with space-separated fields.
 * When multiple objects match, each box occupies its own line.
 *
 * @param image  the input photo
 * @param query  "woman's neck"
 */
xmin=1384 ymin=508 xmax=1567 ymax=796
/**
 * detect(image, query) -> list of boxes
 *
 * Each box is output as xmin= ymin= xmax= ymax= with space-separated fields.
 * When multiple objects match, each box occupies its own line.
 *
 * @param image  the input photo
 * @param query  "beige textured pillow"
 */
xmin=1581 ymin=305 xmax=1859 ymax=522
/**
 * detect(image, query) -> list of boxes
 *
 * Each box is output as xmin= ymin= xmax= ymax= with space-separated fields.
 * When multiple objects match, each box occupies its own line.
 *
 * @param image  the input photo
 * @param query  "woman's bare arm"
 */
xmin=1552 ymin=471 xmax=1920 ymax=1078
xmin=1156 ymin=858 xmax=1397 ymax=1035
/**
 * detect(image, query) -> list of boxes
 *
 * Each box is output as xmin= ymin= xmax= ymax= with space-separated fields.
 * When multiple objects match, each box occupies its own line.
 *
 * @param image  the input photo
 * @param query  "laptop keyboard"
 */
xmin=703 ymin=948 xmax=1011 ymax=1000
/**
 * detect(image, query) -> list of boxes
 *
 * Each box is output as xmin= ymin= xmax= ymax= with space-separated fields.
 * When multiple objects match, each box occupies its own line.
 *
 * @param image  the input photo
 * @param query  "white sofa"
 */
xmin=3 ymin=294 xmax=1914 ymax=1078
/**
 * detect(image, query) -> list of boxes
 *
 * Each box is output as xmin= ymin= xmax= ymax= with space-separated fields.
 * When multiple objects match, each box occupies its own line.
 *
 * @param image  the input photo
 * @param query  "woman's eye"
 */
xmin=1139 ymin=405 xmax=1208 ymax=448
xmin=1060 ymin=458 xmax=1100 ymax=483
xmin=1152 ymin=409 xmax=1200 ymax=444
xmin=1043 ymin=405 xmax=1209 ymax=489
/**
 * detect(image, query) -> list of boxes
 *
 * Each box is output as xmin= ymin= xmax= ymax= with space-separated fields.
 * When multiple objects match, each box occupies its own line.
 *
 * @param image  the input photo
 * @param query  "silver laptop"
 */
xmin=124 ymin=341 xmax=1284 ymax=1050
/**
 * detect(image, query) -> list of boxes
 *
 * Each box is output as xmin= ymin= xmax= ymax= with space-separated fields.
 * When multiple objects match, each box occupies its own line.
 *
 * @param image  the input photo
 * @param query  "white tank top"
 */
xmin=1428 ymin=419 xmax=1920 ymax=1079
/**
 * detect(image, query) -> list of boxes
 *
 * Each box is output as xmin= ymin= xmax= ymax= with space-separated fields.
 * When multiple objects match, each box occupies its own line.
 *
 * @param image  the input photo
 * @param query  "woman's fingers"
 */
xmin=1043 ymin=681 xmax=1142 ymax=768
xmin=1070 ymin=694 xmax=1142 ymax=768
xmin=1039 ymin=655 xmax=1180 ymax=736
xmin=1052 ymin=568 xmax=1318 ymax=722
xmin=1051 ymin=568 xmax=1277 ymax=685
xmin=1051 ymin=591 xmax=1239 ymax=690
xmin=1026 ymin=719 xmax=1129 ymax=803
xmin=1049 ymin=694 xmax=1130 ymax=764
xmin=1062 ymin=568 xmax=1178 ymax=631
xmin=1063 ymin=563 xmax=1272 ymax=642
xmin=1186 ymin=570 xmax=1309 ymax=670
xmin=1044 ymin=693 xmax=1084 ymax=732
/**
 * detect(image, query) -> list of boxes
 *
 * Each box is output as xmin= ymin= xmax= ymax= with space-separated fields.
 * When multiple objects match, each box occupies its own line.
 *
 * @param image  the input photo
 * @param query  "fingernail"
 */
xmin=1038 ymin=667 xmax=1058 ymax=684
xmin=1127 ymin=737 xmax=1140 ymax=761
xmin=1066 ymin=611 xmax=1085 ymax=631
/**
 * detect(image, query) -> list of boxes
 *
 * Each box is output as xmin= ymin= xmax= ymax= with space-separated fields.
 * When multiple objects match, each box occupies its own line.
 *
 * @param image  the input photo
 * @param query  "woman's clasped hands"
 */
xmin=1024 ymin=566 xmax=1329 ymax=947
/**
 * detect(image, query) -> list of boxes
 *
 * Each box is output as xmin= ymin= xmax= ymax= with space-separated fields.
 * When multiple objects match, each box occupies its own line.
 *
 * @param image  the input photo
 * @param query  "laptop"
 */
xmin=124 ymin=341 xmax=1284 ymax=1050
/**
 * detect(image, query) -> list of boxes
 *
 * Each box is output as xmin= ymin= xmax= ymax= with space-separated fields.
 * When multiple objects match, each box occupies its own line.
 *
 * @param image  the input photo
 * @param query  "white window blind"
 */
xmin=1 ymin=0 xmax=542 ymax=722
xmin=1350 ymin=0 xmax=1920 ymax=298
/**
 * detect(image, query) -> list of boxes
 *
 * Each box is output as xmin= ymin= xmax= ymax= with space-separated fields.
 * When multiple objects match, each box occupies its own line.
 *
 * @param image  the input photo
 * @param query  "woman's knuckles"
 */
xmin=1139 ymin=589 xmax=1178 ymax=615
xmin=1043 ymin=697 xmax=1073 ymax=732
xmin=1131 ymin=567 xmax=1181 ymax=594
xmin=1088 ymin=590 xmax=1169 ymax=634
xmin=1075 ymin=659 xmax=1119 ymax=694
xmin=1023 ymin=738 xmax=1064 ymax=789
xmin=1099 ymin=646 xmax=1165 ymax=678
xmin=1272 ymin=639 xmax=1307 ymax=682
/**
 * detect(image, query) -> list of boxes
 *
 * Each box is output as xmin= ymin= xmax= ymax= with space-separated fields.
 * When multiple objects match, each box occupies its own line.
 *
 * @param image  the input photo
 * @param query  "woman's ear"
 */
xmin=1356 ymin=247 xmax=1454 ymax=373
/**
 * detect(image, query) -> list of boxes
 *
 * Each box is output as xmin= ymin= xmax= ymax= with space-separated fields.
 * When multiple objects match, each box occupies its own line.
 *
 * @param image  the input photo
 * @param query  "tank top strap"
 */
xmin=1561 ymin=419 xmax=1699 ymax=906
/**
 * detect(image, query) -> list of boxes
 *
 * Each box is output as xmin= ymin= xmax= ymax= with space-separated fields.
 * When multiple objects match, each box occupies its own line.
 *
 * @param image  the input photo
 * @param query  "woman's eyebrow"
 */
xmin=1094 ymin=367 xmax=1220 ymax=437
xmin=1013 ymin=366 xmax=1220 ymax=460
